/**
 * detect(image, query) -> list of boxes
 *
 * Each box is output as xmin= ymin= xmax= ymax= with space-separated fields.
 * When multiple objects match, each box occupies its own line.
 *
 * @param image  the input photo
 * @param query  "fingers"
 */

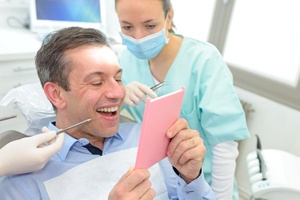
xmin=125 ymin=169 xmax=151 ymax=192
xmin=123 ymin=96 xmax=136 ymax=107
xmin=37 ymin=133 xmax=64 ymax=158
xmin=166 ymin=118 xmax=189 ymax=138
xmin=166 ymin=118 xmax=205 ymax=182
xmin=124 ymin=81 xmax=158 ymax=106
xmin=109 ymin=168 xmax=155 ymax=200
xmin=32 ymin=127 xmax=65 ymax=157
xmin=118 ymin=167 xmax=135 ymax=182
xmin=132 ymin=177 xmax=155 ymax=199
xmin=138 ymin=84 xmax=158 ymax=99
xmin=167 ymin=128 xmax=200 ymax=163
xmin=42 ymin=126 xmax=60 ymax=145
xmin=125 ymin=83 xmax=145 ymax=106
xmin=32 ymin=130 xmax=57 ymax=146
xmin=140 ymin=188 xmax=156 ymax=200
xmin=37 ymin=126 xmax=56 ymax=147
xmin=42 ymin=126 xmax=51 ymax=133
xmin=126 ymin=87 xmax=146 ymax=105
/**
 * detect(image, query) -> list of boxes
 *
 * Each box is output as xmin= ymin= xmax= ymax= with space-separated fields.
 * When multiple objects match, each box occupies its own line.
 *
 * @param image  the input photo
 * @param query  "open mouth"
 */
xmin=96 ymin=106 xmax=118 ymax=117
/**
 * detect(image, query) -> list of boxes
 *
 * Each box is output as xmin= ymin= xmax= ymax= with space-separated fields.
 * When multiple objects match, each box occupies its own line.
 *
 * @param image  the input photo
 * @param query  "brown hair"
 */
xmin=114 ymin=0 xmax=176 ymax=33
xmin=35 ymin=27 xmax=110 ymax=91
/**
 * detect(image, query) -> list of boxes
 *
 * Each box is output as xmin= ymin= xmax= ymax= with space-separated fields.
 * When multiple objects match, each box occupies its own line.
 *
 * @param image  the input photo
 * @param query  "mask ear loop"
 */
xmin=164 ymin=11 xmax=170 ymax=43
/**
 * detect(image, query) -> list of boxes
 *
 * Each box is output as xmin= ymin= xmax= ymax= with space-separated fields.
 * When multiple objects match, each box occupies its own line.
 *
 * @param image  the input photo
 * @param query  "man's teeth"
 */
xmin=97 ymin=106 xmax=118 ymax=112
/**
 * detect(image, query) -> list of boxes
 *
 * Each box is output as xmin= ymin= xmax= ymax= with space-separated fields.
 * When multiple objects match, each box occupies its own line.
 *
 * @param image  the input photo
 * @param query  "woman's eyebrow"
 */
xmin=121 ymin=19 xmax=155 ymax=24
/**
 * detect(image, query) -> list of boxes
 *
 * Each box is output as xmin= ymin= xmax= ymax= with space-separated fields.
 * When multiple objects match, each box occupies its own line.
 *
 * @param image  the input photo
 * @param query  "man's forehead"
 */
xmin=66 ymin=45 xmax=119 ymax=68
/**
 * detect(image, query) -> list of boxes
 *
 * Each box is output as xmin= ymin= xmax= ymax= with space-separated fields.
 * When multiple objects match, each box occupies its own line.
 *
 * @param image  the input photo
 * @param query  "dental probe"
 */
xmin=56 ymin=118 xmax=93 ymax=135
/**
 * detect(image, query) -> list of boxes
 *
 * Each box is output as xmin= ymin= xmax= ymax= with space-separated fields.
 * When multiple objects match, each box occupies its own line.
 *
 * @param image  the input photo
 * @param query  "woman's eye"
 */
xmin=122 ymin=25 xmax=132 ymax=31
xmin=146 ymin=24 xmax=156 ymax=30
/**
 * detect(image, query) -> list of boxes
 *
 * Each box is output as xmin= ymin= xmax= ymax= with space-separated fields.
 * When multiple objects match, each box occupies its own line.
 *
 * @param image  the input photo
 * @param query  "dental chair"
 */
xmin=0 ymin=130 xmax=28 ymax=149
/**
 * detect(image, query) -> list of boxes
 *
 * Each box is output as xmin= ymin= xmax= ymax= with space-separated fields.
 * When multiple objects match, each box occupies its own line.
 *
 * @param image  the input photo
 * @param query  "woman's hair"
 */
xmin=161 ymin=0 xmax=176 ymax=33
xmin=115 ymin=0 xmax=176 ymax=33
xmin=35 ymin=27 xmax=109 ymax=91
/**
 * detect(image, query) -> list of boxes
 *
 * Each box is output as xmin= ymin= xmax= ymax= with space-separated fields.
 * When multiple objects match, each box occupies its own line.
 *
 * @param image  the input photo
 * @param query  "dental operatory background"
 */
xmin=0 ymin=0 xmax=299 ymax=199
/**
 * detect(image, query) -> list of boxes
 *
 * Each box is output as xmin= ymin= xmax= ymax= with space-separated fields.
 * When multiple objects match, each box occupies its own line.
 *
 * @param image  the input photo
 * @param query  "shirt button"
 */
xmin=185 ymin=191 xmax=194 ymax=194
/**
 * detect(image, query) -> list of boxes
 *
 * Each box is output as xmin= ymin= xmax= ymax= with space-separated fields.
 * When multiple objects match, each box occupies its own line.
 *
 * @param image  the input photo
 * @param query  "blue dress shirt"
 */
xmin=0 ymin=122 xmax=215 ymax=199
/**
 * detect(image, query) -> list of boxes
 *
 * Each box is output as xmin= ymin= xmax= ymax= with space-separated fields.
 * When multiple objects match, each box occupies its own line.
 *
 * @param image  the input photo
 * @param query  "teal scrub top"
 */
xmin=118 ymin=36 xmax=250 ymax=185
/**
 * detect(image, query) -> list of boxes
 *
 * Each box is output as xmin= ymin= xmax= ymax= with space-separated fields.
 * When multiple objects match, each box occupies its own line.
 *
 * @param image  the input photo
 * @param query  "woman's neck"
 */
xmin=149 ymin=34 xmax=182 ymax=82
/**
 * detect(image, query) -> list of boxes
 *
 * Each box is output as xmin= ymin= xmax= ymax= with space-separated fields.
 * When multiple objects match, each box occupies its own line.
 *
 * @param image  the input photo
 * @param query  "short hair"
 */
xmin=35 ymin=27 xmax=110 ymax=91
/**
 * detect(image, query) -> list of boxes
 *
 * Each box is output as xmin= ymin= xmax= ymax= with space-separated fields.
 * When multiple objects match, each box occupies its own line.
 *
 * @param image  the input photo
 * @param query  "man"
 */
xmin=0 ymin=27 xmax=215 ymax=199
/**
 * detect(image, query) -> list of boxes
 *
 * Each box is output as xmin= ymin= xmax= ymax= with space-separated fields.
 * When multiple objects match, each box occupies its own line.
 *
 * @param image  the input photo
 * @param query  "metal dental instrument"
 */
xmin=150 ymin=81 xmax=164 ymax=91
xmin=0 ymin=115 xmax=17 ymax=122
xmin=56 ymin=118 xmax=93 ymax=135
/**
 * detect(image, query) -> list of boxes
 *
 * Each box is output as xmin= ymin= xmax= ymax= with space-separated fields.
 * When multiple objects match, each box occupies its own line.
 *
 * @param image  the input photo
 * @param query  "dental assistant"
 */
xmin=115 ymin=0 xmax=250 ymax=199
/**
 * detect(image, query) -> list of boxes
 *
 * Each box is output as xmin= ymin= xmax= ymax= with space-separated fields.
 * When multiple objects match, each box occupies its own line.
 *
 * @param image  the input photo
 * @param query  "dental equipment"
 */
xmin=56 ymin=118 xmax=94 ymax=135
xmin=247 ymin=135 xmax=300 ymax=200
xmin=0 ymin=115 xmax=17 ymax=122
xmin=150 ymin=82 xmax=164 ymax=91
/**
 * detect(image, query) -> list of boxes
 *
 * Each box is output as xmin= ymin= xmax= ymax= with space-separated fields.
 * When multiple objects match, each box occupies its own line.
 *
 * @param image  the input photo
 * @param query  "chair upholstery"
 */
xmin=0 ymin=130 xmax=28 ymax=149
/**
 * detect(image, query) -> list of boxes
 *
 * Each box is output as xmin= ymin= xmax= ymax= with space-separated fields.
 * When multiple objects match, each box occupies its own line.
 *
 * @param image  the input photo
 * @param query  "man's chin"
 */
xmin=101 ymin=125 xmax=120 ymax=137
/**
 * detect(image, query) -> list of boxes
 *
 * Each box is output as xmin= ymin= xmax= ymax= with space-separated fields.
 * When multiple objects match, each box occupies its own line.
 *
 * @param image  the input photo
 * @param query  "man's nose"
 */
xmin=105 ymin=81 xmax=125 ymax=99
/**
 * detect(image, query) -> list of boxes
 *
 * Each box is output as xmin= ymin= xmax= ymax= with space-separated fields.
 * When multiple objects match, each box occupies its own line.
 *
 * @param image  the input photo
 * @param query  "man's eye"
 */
xmin=91 ymin=82 xmax=103 ymax=86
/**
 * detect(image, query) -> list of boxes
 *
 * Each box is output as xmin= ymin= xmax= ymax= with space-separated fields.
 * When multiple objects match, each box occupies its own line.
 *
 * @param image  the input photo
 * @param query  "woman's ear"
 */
xmin=43 ymin=82 xmax=67 ymax=109
xmin=167 ymin=7 xmax=174 ymax=30
xmin=168 ymin=7 xmax=174 ymax=19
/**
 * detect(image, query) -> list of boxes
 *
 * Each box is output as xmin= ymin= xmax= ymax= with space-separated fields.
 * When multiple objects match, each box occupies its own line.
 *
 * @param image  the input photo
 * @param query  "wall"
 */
xmin=0 ymin=0 xmax=28 ymax=29
xmin=234 ymin=86 xmax=300 ymax=199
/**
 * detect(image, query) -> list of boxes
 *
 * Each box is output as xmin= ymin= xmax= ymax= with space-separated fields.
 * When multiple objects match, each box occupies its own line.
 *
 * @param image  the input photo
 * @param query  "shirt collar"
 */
xmin=48 ymin=121 xmax=124 ymax=161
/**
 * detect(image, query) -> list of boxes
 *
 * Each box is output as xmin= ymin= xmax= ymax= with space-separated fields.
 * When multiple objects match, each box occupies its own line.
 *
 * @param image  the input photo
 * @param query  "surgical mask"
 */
xmin=119 ymin=17 xmax=170 ymax=59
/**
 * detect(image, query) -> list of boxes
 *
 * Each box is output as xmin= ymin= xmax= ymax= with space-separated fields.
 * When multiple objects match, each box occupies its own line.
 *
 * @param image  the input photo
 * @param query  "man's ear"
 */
xmin=43 ymin=82 xmax=67 ymax=109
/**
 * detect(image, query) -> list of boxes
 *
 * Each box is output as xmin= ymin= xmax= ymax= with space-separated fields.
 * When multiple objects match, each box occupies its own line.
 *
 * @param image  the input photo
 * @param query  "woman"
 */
xmin=115 ymin=0 xmax=250 ymax=199
xmin=0 ymin=128 xmax=64 ymax=177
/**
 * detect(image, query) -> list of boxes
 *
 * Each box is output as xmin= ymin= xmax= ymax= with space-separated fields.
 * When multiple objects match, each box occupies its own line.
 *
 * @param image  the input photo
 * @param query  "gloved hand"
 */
xmin=0 ymin=127 xmax=64 ymax=177
xmin=124 ymin=81 xmax=158 ymax=107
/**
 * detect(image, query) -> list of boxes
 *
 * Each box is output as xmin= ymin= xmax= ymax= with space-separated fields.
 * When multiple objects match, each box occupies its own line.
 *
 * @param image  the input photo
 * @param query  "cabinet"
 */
xmin=0 ymin=29 xmax=41 ymax=134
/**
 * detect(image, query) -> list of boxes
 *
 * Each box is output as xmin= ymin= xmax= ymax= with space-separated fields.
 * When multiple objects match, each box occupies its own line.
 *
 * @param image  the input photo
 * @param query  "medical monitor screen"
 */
xmin=30 ymin=0 xmax=106 ymax=35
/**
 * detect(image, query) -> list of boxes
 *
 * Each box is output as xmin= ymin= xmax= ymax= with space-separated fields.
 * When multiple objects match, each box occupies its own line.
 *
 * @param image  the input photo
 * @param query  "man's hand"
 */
xmin=108 ymin=167 xmax=156 ymax=200
xmin=166 ymin=118 xmax=206 ymax=183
